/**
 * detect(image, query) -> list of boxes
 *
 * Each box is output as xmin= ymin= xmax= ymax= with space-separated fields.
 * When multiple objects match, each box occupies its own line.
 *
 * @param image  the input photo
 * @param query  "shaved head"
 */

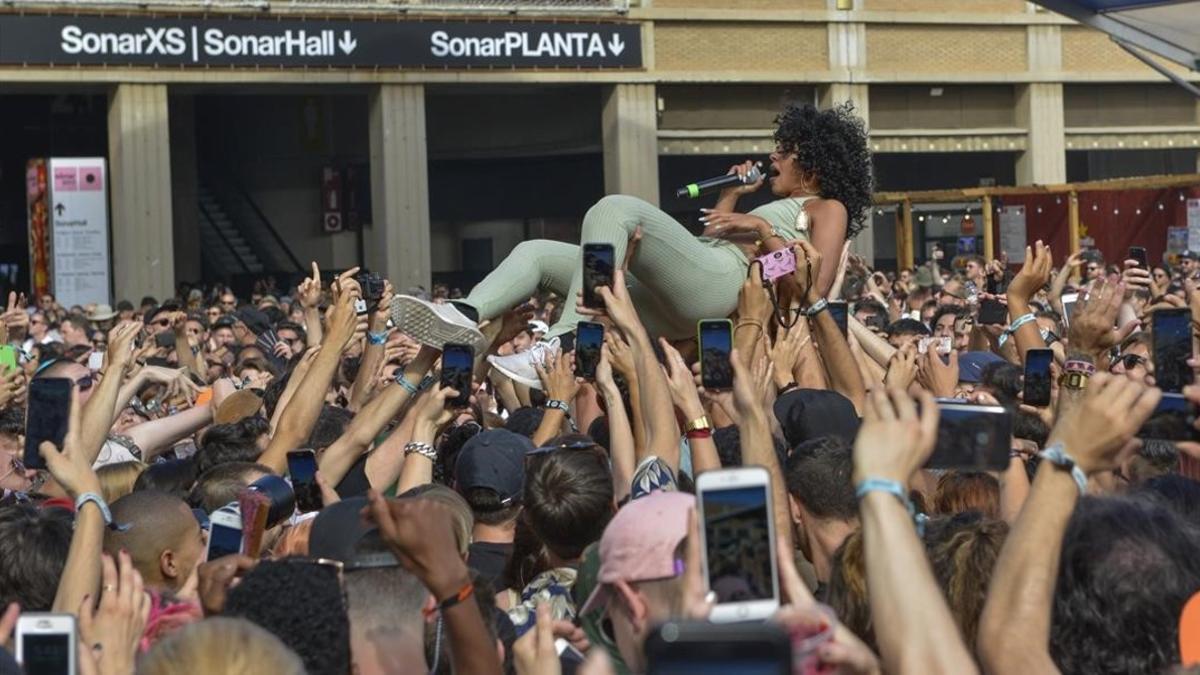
xmin=104 ymin=490 xmax=205 ymax=593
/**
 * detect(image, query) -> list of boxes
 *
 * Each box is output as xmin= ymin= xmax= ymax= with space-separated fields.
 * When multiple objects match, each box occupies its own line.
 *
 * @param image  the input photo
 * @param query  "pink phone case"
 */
xmin=756 ymin=248 xmax=797 ymax=282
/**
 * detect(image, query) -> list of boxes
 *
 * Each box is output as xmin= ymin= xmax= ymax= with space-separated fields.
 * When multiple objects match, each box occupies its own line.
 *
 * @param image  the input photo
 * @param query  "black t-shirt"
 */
xmin=468 ymin=540 xmax=514 ymax=589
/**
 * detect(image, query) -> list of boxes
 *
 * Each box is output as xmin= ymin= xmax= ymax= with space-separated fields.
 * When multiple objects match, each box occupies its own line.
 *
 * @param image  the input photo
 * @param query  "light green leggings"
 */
xmin=463 ymin=194 xmax=752 ymax=339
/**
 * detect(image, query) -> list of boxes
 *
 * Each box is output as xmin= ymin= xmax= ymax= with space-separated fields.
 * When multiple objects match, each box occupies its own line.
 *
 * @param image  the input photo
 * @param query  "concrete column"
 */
xmin=169 ymin=95 xmax=200 ymax=285
xmin=1016 ymin=83 xmax=1067 ymax=185
xmin=1018 ymin=25 xmax=1066 ymax=185
xmin=601 ymin=84 xmax=660 ymax=205
xmin=824 ymin=17 xmax=874 ymax=264
xmin=368 ymin=84 xmax=431 ymax=292
xmin=108 ymin=83 xmax=174 ymax=303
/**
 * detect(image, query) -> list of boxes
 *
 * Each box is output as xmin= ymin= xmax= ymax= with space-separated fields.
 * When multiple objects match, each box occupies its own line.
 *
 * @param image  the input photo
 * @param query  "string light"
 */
xmin=1136 ymin=208 xmax=1142 ymax=215
xmin=1036 ymin=206 xmax=1043 ymax=214
xmin=1114 ymin=208 xmax=1120 ymax=215
xmin=942 ymin=216 xmax=950 ymax=224
xmin=1092 ymin=204 xmax=1098 ymax=211
xmin=918 ymin=215 xmax=926 ymax=222
xmin=1159 ymin=203 xmax=1165 ymax=210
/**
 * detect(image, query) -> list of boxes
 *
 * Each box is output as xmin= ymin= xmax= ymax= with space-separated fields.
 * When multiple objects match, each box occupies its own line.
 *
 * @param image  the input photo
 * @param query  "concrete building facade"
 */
xmin=0 ymin=0 xmax=1197 ymax=302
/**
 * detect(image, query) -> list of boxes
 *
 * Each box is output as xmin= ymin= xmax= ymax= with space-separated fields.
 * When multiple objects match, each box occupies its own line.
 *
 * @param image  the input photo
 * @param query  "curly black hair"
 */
xmin=773 ymin=102 xmax=874 ymax=238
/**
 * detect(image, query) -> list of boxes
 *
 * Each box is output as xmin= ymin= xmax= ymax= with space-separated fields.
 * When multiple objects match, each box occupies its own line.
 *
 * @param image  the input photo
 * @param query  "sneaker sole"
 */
xmin=486 ymin=354 xmax=544 ymax=390
xmin=390 ymin=296 xmax=486 ymax=352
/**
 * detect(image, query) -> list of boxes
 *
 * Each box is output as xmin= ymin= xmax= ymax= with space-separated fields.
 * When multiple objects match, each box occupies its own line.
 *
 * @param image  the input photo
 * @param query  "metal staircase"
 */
xmin=198 ymin=186 xmax=265 ymax=276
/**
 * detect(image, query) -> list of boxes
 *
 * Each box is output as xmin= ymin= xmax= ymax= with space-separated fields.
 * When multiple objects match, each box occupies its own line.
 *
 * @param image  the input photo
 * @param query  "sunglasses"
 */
xmin=75 ymin=375 xmax=94 ymax=392
xmin=0 ymin=456 xmax=25 ymax=482
xmin=1116 ymin=353 xmax=1148 ymax=370
xmin=154 ymin=319 xmax=172 ymax=327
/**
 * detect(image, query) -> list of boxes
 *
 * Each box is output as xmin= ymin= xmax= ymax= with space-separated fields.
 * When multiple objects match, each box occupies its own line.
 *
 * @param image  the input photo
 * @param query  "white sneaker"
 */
xmin=487 ymin=338 xmax=561 ymax=390
xmin=390 ymin=295 xmax=486 ymax=352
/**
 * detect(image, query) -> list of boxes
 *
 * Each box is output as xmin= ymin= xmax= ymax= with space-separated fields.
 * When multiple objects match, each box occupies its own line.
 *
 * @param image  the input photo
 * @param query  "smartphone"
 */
xmin=556 ymin=638 xmax=586 ymax=667
xmin=357 ymin=272 xmax=386 ymax=312
xmin=256 ymin=330 xmax=279 ymax=352
xmin=1153 ymin=308 xmax=1194 ymax=393
xmin=205 ymin=504 xmax=243 ymax=562
xmin=698 ymin=319 xmax=734 ymax=391
xmin=155 ymin=331 xmax=176 ymax=349
xmin=24 ymin=378 xmax=72 ymax=471
xmin=1023 ymin=348 xmax=1054 ymax=408
xmin=977 ymin=298 xmax=1008 ymax=326
xmin=755 ymin=248 xmax=796 ymax=283
xmin=238 ymin=488 xmax=271 ymax=558
xmin=582 ymin=243 xmax=615 ymax=309
xmin=1060 ymin=292 xmax=1078 ymax=328
xmin=86 ymin=351 xmax=104 ymax=371
xmin=574 ymin=321 xmax=605 ymax=380
xmin=0 ymin=344 xmax=17 ymax=373
xmin=354 ymin=298 xmax=369 ymax=316
xmin=927 ymin=402 xmax=1013 ymax=471
xmin=1129 ymin=246 xmax=1149 ymax=269
xmin=16 ymin=613 xmax=77 ymax=675
xmin=287 ymin=449 xmax=323 ymax=514
xmin=918 ymin=336 xmax=952 ymax=355
xmin=696 ymin=466 xmax=779 ymax=623
xmin=441 ymin=343 xmax=474 ymax=408
xmin=828 ymin=300 xmax=849 ymax=337
xmin=645 ymin=621 xmax=791 ymax=675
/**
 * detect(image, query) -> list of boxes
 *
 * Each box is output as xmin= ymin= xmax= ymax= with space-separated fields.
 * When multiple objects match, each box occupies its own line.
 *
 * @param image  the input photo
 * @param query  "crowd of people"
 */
xmin=1 ymin=102 xmax=1199 ymax=675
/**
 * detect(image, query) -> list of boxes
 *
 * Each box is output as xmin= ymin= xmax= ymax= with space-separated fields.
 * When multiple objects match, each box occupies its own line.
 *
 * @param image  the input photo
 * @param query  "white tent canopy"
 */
xmin=1033 ymin=0 xmax=1199 ymax=78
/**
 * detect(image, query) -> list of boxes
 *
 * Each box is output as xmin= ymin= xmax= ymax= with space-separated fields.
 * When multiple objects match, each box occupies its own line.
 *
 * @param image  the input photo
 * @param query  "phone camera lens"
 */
xmin=975 ymin=432 xmax=990 ymax=445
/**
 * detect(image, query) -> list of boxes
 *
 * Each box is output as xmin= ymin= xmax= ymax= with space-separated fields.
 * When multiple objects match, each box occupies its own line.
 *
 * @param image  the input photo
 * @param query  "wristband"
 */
xmin=423 ymin=581 xmax=475 ymax=618
xmin=686 ymin=428 xmax=713 ymax=440
xmin=367 ymin=330 xmax=389 ymax=346
xmin=419 ymin=374 xmax=437 ymax=392
xmin=1063 ymin=360 xmax=1096 ymax=376
xmin=1038 ymin=442 xmax=1089 ymax=494
xmin=855 ymin=478 xmax=926 ymax=537
xmin=779 ymin=382 xmax=799 ymax=395
xmin=395 ymin=372 xmax=419 ymax=396
xmin=404 ymin=442 xmax=437 ymax=462
xmin=545 ymin=399 xmax=571 ymax=416
xmin=997 ymin=312 xmax=1035 ymax=347
xmin=803 ymin=298 xmax=829 ymax=317
xmin=74 ymin=492 xmax=129 ymax=531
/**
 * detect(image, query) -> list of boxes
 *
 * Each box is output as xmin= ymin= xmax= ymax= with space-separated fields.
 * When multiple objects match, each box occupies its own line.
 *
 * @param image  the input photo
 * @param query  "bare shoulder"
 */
xmin=803 ymin=197 xmax=849 ymax=220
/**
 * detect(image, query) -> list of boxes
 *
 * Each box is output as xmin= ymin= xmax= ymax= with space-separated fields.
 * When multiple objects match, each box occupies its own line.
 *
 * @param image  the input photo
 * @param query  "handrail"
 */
xmin=224 ymin=180 xmax=305 ymax=274
xmin=198 ymin=199 xmax=253 ymax=275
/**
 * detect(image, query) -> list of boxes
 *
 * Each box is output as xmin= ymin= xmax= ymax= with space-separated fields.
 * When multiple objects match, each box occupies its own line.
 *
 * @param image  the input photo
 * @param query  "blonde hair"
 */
xmin=138 ymin=617 xmax=304 ymax=675
xmin=405 ymin=484 xmax=474 ymax=557
xmin=96 ymin=461 xmax=147 ymax=505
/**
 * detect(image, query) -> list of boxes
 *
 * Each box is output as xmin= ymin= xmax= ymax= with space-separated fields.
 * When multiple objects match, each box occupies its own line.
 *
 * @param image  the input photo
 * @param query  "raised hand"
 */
xmin=793 ymin=240 xmax=826 ymax=305
xmin=297 ymin=262 xmax=324 ymax=310
xmin=660 ymin=338 xmax=705 ymax=419
xmin=852 ymin=388 xmax=939 ymax=486
xmin=885 ymin=343 xmax=919 ymax=390
xmin=1007 ymin=241 xmax=1053 ymax=305
xmin=1067 ymin=278 xmax=1129 ymax=362
xmin=79 ymin=551 xmax=151 ymax=675
xmin=535 ymin=349 xmax=581 ymax=405
xmin=1048 ymin=372 xmax=1159 ymax=475
xmin=364 ymin=492 xmax=471 ymax=600
xmin=917 ymin=348 xmax=958 ymax=398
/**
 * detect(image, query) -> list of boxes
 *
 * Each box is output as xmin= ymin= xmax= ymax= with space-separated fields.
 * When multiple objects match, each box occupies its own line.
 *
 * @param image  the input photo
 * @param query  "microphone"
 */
xmin=676 ymin=163 xmax=764 ymax=199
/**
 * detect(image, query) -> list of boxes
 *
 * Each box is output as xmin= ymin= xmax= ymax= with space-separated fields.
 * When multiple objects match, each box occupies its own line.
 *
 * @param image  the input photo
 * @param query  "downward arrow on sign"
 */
xmin=608 ymin=34 xmax=625 ymax=56
xmin=338 ymin=30 xmax=358 ymax=55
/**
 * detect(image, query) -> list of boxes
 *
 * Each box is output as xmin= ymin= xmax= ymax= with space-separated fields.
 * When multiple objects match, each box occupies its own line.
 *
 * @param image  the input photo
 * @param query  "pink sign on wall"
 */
xmin=79 ymin=166 xmax=103 ymax=191
xmin=53 ymin=166 xmax=78 ymax=192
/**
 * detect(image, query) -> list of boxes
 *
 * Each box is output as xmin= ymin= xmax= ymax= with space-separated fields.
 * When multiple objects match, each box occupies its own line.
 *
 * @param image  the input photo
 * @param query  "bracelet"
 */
xmin=855 ymin=478 xmax=926 ymax=537
xmin=419 ymin=374 xmax=437 ymax=392
xmin=1038 ymin=442 xmax=1089 ymax=494
xmin=1063 ymin=359 xmax=1097 ymax=376
xmin=685 ymin=415 xmax=712 ymax=433
xmin=779 ymin=382 xmax=799 ymax=395
xmin=395 ymin=372 xmax=419 ymax=396
xmin=367 ymin=330 xmax=389 ymax=346
xmin=735 ymin=322 xmax=764 ymax=334
xmin=74 ymin=492 xmax=126 ymax=531
xmin=803 ymin=298 xmax=829 ymax=317
xmin=422 ymin=581 xmax=475 ymax=619
xmin=686 ymin=428 xmax=713 ymax=440
xmin=545 ymin=399 xmax=571 ymax=416
xmin=404 ymin=442 xmax=437 ymax=462
xmin=997 ymin=312 xmax=1034 ymax=347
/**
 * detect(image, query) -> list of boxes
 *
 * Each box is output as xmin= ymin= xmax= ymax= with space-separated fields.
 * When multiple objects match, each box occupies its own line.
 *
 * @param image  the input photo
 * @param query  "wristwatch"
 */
xmin=1059 ymin=370 xmax=1090 ymax=391
xmin=803 ymin=298 xmax=829 ymax=317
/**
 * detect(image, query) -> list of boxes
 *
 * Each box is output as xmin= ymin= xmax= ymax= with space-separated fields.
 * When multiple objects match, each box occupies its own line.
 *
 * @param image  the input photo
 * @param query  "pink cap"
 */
xmin=579 ymin=490 xmax=694 ymax=615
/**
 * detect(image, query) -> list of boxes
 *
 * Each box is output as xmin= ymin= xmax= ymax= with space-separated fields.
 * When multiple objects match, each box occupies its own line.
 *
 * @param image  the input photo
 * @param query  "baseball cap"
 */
xmin=234 ymin=307 xmax=272 ymax=337
xmin=1184 ymin=251 xmax=1200 ymax=261
xmin=773 ymin=388 xmax=861 ymax=448
xmin=309 ymin=496 xmax=373 ymax=561
xmin=957 ymin=351 xmax=1007 ymax=384
xmin=454 ymin=429 xmax=531 ymax=508
xmin=579 ymin=490 xmax=693 ymax=615
xmin=912 ymin=267 xmax=935 ymax=289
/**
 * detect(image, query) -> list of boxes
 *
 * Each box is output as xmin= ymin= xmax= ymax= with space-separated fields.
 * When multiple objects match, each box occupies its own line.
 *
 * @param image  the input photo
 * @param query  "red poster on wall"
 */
xmin=26 ymin=159 xmax=50 ymax=299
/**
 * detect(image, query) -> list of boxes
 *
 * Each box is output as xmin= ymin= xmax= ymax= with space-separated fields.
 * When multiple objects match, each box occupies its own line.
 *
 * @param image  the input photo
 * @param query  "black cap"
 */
xmin=773 ymin=388 xmax=860 ymax=448
xmin=454 ymin=429 xmax=531 ymax=507
xmin=1183 ymin=251 xmax=1200 ymax=261
xmin=234 ymin=307 xmax=272 ymax=336
xmin=309 ymin=496 xmax=373 ymax=562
